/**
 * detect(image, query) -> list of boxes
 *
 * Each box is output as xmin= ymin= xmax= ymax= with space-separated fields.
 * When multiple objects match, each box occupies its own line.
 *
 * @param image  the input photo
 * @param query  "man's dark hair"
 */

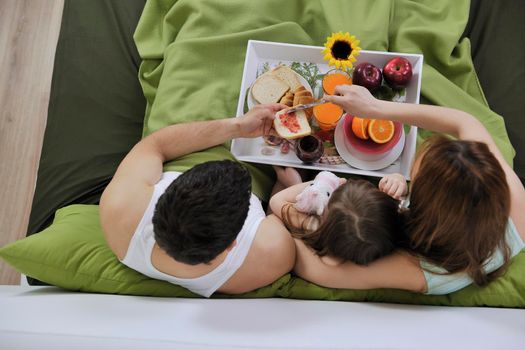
xmin=152 ymin=160 xmax=252 ymax=265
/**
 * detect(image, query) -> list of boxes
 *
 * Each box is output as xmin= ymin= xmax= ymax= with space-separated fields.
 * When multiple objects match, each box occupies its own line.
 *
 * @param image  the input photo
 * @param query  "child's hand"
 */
xmin=273 ymin=166 xmax=303 ymax=188
xmin=379 ymin=173 xmax=407 ymax=200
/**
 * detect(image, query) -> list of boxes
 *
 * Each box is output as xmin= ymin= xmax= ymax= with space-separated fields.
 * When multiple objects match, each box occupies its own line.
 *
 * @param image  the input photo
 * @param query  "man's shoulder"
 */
xmin=100 ymin=184 xmax=155 ymax=260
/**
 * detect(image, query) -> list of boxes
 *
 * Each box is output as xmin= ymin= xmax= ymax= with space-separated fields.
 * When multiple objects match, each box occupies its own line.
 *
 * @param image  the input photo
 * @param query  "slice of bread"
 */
xmin=251 ymin=73 xmax=289 ymax=104
xmin=274 ymin=109 xmax=311 ymax=139
xmin=271 ymin=66 xmax=302 ymax=91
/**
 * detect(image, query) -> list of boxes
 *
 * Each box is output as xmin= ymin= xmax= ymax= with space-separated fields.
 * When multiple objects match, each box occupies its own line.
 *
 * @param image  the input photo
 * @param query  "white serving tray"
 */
xmin=232 ymin=40 xmax=423 ymax=179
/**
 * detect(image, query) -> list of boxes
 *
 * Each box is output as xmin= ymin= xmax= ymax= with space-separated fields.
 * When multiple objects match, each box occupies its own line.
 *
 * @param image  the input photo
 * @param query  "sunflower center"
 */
xmin=331 ymin=40 xmax=351 ymax=60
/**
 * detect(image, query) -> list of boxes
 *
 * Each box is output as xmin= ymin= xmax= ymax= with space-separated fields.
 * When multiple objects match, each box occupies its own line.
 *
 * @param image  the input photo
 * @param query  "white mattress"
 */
xmin=0 ymin=286 xmax=524 ymax=349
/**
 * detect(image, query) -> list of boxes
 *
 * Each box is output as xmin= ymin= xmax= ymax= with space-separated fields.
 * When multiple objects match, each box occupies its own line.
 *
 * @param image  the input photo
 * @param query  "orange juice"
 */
xmin=313 ymin=103 xmax=343 ymax=130
xmin=322 ymin=70 xmax=352 ymax=95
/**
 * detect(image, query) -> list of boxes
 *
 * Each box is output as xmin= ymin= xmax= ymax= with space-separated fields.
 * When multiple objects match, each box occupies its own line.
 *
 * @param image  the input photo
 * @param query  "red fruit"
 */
xmin=383 ymin=57 xmax=413 ymax=89
xmin=352 ymin=62 xmax=382 ymax=92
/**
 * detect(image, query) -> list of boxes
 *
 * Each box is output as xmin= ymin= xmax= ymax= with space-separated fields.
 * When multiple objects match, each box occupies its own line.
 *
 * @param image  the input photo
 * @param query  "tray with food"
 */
xmin=231 ymin=40 xmax=423 ymax=179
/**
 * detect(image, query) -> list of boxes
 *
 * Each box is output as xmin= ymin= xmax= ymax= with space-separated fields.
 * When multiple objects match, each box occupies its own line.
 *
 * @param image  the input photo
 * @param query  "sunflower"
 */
xmin=322 ymin=32 xmax=361 ymax=71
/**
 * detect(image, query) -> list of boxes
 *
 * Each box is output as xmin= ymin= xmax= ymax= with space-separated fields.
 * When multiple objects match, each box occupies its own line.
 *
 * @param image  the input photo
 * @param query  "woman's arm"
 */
xmin=294 ymin=238 xmax=427 ymax=292
xmin=326 ymin=85 xmax=525 ymax=239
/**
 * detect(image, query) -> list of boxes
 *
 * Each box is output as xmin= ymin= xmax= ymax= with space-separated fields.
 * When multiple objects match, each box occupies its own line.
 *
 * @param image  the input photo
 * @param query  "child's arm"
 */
xmin=378 ymin=173 xmax=407 ymax=200
xmin=269 ymin=182 xmax=313 ymax=229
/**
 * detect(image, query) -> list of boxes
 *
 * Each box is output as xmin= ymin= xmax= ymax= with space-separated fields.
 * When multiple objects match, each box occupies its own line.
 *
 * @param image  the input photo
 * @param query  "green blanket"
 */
xmin=135 ymin=0 xmax=515 ymax=168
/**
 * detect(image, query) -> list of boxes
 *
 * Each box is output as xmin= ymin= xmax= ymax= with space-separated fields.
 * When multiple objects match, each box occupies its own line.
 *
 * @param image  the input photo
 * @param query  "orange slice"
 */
xmin=351 ymin=116 xmax=370 ymax=140
xmin=368 ymin=119 xmax=394 ymax=144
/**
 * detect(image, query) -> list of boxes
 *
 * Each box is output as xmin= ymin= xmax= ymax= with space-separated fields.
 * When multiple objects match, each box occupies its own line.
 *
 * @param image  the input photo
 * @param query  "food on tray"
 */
xmin=315 ymin=129 xmax=334 ymax=143
xmin=351 ymin=116 xmax=370 ymax=140
xmin=352 ymin=62 xmax=383 ymax=93
xmin=322 ymin=69 xmax=352 ymax=95
xmin=293 ymin=86 xmax=314 ymax=107
xmin=272 ymin=65 xmax=302 ymax=91
xmin=351 ymin=117 xmax=395 ymax=144
xmin=383 ymin=57 xmax=413 ymax=89
xmin=261 ymin=146 xmax=276 ymax=156
xmin=368 ymin=119 xmax=394 ymax=144
xmin=280 ymin=141 xmax=291 ymax=154
xmin=313 ymin=103 xmax=343 ymax=131
xmin=323 ymin=145 xmax=338 ymax=156
xmin=251 ymin=74 xmax=290 ymax=104
xmin=279 ymin=91 xmax=294 ymax=107
xmin=319 ymin=155 xmax=345 ymax=165
xmin=251 ymin=65 xmax=313 ymax=113
xmin=274 ymin=109 xmax=311 ymax=139
xmin=263 ymin=134 xmax=283 ymax=146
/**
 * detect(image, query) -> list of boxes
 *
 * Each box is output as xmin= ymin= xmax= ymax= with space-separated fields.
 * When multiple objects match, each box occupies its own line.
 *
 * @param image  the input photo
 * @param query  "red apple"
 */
xmin=352 ymin=62 xmax=382 ymax=92
xmin=383 ymin=57 xmax=412 ymax=89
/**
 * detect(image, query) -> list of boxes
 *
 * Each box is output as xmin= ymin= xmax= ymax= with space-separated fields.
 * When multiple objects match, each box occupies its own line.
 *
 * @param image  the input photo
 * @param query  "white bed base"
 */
xmin=1 ymin=284 xmax=524 ymax=349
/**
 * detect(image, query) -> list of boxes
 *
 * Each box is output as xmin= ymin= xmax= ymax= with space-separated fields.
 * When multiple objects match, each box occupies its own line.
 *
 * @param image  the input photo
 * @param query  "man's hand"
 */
xmin=235 ymin=103 xmax=286 ymax=138
xmin=379 ymin=173 xmax=408 ymax=200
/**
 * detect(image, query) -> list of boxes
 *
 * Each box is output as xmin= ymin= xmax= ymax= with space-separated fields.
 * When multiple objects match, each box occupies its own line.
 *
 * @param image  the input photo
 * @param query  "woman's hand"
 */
xmin=379 ymin=173 xmax=408 ymax=200
xmin=324 ymin=84 xmax=380 ymax=117
xmin=235 ymin=103 xmax=287 ymax=138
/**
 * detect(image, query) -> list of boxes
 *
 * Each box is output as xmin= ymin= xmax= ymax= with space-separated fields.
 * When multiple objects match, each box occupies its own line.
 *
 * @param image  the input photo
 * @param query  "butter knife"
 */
xmin=286 ymin=99 xmax=326 ymax=113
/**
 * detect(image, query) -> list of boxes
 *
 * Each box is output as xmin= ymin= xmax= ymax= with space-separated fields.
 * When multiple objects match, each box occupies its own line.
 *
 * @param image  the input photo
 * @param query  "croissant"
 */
xmin=279 ymin=92 xmax=294 ymax=107
xmin=293 ymin=86 xmax=314 ymax=106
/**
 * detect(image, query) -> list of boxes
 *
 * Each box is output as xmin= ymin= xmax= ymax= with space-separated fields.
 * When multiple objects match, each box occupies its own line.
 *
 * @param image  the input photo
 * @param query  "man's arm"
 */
xmin=100 ymin=104 xmax=284 ymax=258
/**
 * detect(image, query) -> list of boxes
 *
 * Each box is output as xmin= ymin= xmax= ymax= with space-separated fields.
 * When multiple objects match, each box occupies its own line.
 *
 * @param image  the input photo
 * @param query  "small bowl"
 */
xmin=342 ymin=114 xmax=403 ymax=161
xmin=294 ymin=135 xmax=324 ymax=163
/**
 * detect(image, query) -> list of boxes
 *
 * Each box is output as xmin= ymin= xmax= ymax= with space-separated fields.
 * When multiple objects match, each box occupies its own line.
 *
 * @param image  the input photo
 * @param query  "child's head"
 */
xmin=284 ymin=179 xmax=402 ymax=265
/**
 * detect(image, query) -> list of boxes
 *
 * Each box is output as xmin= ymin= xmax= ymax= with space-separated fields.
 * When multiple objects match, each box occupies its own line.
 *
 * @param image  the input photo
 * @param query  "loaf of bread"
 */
xmin=251 ymin=73 xmax=290 ymax=104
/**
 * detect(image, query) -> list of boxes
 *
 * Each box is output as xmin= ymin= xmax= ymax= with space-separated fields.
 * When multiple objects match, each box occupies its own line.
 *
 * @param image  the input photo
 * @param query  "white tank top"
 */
xmin=121 ymin=171 xmax=265 ymax=297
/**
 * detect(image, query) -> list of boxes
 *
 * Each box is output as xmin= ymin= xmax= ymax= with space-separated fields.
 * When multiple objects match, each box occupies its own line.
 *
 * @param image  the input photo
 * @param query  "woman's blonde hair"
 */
xmin=282 ymin=179 xmax=402 ymax=265
xmin=403 ymin=135 xmax=511 ymax=286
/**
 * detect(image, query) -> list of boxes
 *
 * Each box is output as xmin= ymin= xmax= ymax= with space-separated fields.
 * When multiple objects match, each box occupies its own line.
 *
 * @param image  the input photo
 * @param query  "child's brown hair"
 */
xmin=282 ymin=179 xmax=402 ymax=265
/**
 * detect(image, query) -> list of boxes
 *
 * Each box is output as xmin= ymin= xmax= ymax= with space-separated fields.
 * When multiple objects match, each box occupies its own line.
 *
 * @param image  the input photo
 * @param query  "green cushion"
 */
xmin=1 ymin=204 xmax=524 ymax=307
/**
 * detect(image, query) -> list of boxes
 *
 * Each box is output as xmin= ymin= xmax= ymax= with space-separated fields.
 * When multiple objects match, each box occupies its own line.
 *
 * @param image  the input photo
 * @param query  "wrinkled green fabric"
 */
xmin=1 ymin=205 xmax=524 ymax=307
xmin=135 ymin=0 xmax=514 ymax=170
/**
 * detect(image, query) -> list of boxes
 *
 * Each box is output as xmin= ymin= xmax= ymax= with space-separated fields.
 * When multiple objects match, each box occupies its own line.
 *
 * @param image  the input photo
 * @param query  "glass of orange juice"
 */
xmin=322 ymin=69 xmax=352 ymax=95
xmin=313 ymin=103 xmax=344 ymax=130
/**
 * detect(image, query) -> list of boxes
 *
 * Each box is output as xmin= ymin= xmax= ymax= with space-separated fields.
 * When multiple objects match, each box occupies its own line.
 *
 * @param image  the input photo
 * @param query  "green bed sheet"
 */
xmin=4 ymin=0 xmax=523 ymax=306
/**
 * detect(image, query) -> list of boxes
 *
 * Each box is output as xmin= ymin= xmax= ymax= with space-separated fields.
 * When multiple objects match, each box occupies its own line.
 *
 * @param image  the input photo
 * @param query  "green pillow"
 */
xmin=0 ymin=205 xmax=286 ymax=298
xmin=2 ymin=204 xmax=524 ymax=307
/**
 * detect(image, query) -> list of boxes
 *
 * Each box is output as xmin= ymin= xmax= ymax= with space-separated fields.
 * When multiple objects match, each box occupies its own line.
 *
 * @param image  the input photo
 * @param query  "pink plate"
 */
xmin=343 ymin=114 xmax=403 ymax=156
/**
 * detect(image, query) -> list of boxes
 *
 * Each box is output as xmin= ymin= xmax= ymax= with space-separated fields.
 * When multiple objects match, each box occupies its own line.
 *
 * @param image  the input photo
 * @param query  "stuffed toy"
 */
xmin=294 ymin=171 xmax=341 ymax=216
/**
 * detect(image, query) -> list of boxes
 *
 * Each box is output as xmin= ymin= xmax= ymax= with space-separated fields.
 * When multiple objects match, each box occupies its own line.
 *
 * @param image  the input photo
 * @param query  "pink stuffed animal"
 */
xmin=294 ymin=171 xmax=341 ymax=216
